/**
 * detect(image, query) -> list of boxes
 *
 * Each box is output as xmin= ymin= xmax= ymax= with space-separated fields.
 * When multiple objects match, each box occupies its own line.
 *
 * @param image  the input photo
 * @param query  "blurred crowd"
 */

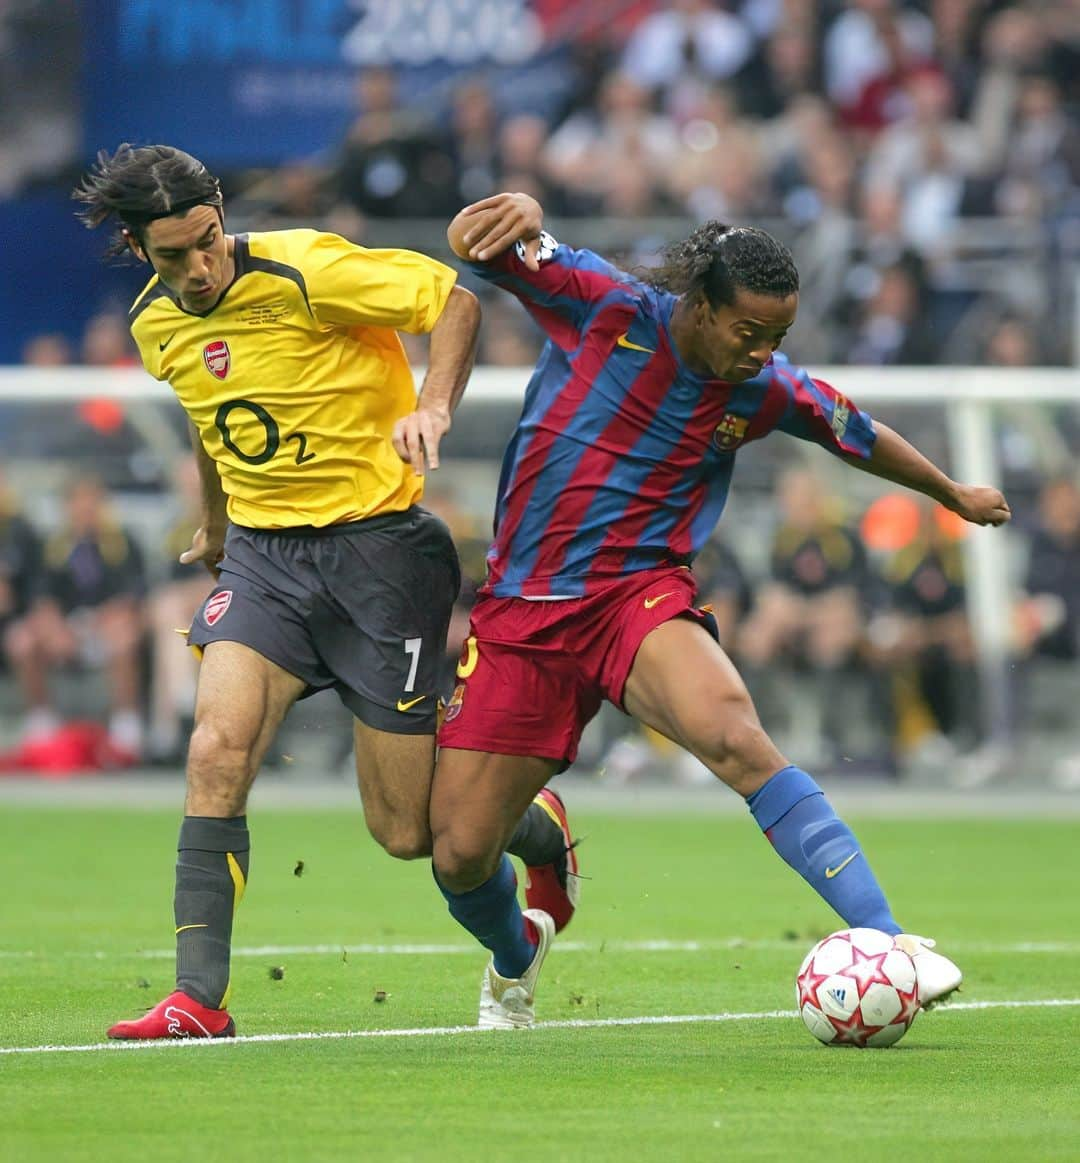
xmin=0 ymin=435 xmax=1076 ymax=783
xmin=18 ymin=1 xmax=1077 ymax=373
xmin=1 ymin=1 xmax=1077 ymax=780
xmin=229 ymin=0 xmax=1079 ymax=367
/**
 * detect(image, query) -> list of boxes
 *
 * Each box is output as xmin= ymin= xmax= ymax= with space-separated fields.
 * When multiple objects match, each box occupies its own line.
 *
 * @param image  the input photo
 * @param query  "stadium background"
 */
xmin=0 ymin=0 xmax=1077 ymax=787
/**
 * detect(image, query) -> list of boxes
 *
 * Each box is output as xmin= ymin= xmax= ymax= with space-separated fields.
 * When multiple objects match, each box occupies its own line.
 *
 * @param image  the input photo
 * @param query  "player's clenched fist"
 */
xmin=451 ymin=192 xmax=544 ymax=269
xmin=944 ymin=484 xmax=1012 ymax=527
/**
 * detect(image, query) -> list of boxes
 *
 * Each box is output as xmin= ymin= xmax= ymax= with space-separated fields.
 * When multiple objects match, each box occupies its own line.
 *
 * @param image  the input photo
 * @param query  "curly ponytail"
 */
xmin=646 ymin=222 xmax=799 ymax=307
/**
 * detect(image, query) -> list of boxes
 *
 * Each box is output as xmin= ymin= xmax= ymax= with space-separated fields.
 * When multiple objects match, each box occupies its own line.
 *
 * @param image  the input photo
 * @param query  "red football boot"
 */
xmin=523 ymin=788 xmax=580 ymax=933
xmin=107 ymin=990 xmax=235 ymax=1040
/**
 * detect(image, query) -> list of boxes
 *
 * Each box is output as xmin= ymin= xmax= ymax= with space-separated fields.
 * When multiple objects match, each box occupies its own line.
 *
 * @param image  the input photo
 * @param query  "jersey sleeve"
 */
xmin=770 ymin=358 xmax=877 ymax=460
xmin=303 ymin=232 xmax=458 ymax=334
xmin=469 ymin=233 xmax=639 ymax=350
xmin=128 ymin=278 xmax=169 ymax=381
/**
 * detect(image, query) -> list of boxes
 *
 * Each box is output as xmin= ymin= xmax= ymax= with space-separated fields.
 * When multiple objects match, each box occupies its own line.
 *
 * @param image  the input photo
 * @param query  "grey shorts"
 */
xmin=188 ymin=507 xmax=460 ymax=733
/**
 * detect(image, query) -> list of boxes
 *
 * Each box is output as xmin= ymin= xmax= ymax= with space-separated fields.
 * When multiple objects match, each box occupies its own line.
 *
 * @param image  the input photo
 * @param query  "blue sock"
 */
xmin=747 ymin=765 xmax=900 ymax=934
xmin=435 ymin=855 xmax=538 ymax=978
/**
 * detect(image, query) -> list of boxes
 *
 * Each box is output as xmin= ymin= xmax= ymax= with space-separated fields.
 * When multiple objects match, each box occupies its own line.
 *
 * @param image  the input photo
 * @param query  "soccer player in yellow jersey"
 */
xmin=73 ymin=144 xmax=573 ymax=1040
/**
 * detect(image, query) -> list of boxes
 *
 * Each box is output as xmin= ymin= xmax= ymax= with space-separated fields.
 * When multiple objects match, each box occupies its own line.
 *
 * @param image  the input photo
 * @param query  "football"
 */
xmin=796 ymin=927 xmax=921 ymax=1048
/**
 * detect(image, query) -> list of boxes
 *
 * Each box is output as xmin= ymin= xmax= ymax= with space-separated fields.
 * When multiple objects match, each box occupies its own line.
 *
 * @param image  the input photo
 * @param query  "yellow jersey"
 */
xmin=129 ymin=230 xmax=457 ymax=528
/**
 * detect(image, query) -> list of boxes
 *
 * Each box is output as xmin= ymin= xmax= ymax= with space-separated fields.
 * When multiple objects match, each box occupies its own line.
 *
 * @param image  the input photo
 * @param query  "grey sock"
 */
xmin=174 ymin=815 xmax=250 ymax=1009
xmin=505 ymin=798 xmax=564 ymax=867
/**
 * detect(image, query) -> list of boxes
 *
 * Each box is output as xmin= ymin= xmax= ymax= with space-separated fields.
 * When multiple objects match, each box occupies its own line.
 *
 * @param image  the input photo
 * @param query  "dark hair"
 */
xmin=72 ymin=143 xmax=223 ymax=258
xmin=646 ymin=222 xmax=799 ymax=307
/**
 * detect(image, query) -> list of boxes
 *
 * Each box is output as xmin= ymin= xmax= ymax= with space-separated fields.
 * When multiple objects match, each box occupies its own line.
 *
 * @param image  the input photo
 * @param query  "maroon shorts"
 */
xmin=437 ymin=566 xmax=715 ymax=764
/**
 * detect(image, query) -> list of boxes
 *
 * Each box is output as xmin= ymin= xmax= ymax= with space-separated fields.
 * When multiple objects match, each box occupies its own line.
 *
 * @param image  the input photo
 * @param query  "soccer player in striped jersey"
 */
xmin=73 ymin=147 xmax=570 ymax=1040
xmin=431 ymin=192 xmax=1012 ymax=1029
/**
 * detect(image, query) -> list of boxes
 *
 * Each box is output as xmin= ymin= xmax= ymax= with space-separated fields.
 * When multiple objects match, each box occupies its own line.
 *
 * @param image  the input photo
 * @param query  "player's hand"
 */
xmin=945 ymin=484 xmax=1012 ymax=527
xmin=179 ymin=525 xmax=226 ymax=579
xmin=460 ymin=193 xmax=543 ymax=268
xmin=392 ymin=403 xmax=452 ymax=476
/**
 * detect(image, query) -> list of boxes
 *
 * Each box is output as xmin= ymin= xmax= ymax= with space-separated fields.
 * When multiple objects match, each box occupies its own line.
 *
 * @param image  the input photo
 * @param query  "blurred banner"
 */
xmin=81 ymin=0 xmax=573 ymax=167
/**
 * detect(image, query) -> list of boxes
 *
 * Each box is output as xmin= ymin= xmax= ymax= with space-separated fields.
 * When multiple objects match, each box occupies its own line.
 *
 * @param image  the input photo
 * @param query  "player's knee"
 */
xmin=187 ymin=719 xmax=251 ymax=780
xmin=368 ymin=818 xmax=432 ymax=862
xmin=697 ymin=707 xmax=783 ymax=795
xmin=432 ymin=833 xmax=501 ymax=894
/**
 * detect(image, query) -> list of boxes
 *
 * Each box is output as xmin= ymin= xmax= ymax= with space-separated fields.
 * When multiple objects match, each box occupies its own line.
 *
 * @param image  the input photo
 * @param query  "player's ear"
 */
xmin=123 ymin=227 xmax=147 ymax=263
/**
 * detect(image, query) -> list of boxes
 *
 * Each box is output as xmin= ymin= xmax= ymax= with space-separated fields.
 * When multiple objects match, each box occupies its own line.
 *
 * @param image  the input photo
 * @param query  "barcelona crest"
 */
xmin=203 ymin=340 xmax=231 ymax=380
xmin=711 ymin=412 xmax=749 ymax=452
xmin=203 ymin=589 xmax=233 ymax=627
xmin=443 ymin=682 xmax=466 ymax=723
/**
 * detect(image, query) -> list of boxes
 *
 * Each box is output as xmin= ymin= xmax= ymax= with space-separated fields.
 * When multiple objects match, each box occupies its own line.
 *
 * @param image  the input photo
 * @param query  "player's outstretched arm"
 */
xmin=852 ymin=421 xmax=1011 ymax=527
xmin=447 ymin=192 xmax=545 ymax=270
xmin=392 ymin=284 xmax=481 ymax=476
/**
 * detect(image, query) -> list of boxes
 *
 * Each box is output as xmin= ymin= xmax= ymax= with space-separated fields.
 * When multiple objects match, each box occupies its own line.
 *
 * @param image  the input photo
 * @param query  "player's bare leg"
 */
xmin=623 ymin=616 xmax=960 ymax=1007
xmin=431 ymin=750 xmax=560 ymax=1027
xmin=184 ymin=641 xmax=304 ymax=815
xmin=108 ymin=641 xmax=304 ymax=1039
xmin=352 ymin=721 xmax=436 ymax=860
xmin=432 ymin=750 xmax=557 ymax=891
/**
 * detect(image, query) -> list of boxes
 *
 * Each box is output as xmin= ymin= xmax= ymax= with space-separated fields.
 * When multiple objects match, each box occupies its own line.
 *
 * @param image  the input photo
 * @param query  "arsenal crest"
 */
xmin=711 ymin=412 xmax=749 ymax=452
xmin=203 ymin=340 xmax=231 ymax=380
xmin=203 ymin=590 xmax=233 ymax=627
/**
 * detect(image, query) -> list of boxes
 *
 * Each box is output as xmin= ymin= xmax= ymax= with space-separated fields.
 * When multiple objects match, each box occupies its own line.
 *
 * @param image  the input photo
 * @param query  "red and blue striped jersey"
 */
xmin=472 ymin=235 xmax=876 ymax=598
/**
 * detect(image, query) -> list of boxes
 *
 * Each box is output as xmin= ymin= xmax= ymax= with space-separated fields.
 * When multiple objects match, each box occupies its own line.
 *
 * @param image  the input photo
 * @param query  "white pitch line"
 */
xmin=2 ymin=938 xmax=1079 ymax=961
xmin=2 ymin=998 xmax=1078 ymax=1058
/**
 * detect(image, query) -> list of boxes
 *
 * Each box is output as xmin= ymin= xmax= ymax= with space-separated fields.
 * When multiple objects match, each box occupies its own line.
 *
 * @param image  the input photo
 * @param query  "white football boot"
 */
xmin=478 ymin=909 xmax=556 ymax=1029
xmin=895 ymin=934 xmax=963 ymax=1009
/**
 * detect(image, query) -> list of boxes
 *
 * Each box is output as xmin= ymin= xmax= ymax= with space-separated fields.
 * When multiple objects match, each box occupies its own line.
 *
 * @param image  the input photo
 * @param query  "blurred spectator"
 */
xmin=823 ymin=0 xmax=935 ymax=133
xmin=865 ymin=497 xmax=975 ymax=757
xmin=995 ymin=73 xmax=1079 ymax=220
xmin=80 ymin=312 xmax=138 ymax=368
xmin=928 ymin=0 xmax=990 ymax=117
xmin=494 ymin=113 xmax=567 ymax=212
xmin=845 ymin=258 xmax=940 ymax=365
xmin=477 ymin=297 xmax=544 ymax=367
xmin=146 ymin=455 xmax=215 ymax=764
xmin=863 ymin=68 xmax=989 ymax=256
xmin=19 ymin=474 xmax=147 ymax=764
xmin=21 ymin=332 xmax=73 ymax=366
xmin=738 ymin=468 xmax=868 ymax=672
xmin=542 ymin=72 xmax=679 ymax=214
xmin=972 ymin=313 xmax=1080 ymax=519
xmin=984 ymin=313 xmax=1039 ymax=368
xmin=261 ymin=162 xmax=334 ymax=219
xmin=855 ymin=183 xmax=908 ymax=271
xmin=734 ymin=20 xmax=819 ymax=120
xmin=335 ymin=66 xmax=456 ymax=217
xmin=620 ymin=0 xmax=754 ymax=123
xmin=448 ymin=80 xmax=501 ymax=207
xmin=667 ymin=104 xmax=767 ymax=220
xmin=0 ymin=472 xmax=47 ymax=739
xmin=1013 ymin=477 xmax=1080 ymax=664
xmin=14 ymin=318 xmax=149 ymax=488
xmin=1012 ymin=476 xmax=1080 ymax=787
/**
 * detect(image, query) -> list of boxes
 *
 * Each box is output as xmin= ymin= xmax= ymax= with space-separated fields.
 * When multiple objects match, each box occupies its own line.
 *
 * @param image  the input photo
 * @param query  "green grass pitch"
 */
xmin=0 ymin=800 xmax=1077 ymax=1161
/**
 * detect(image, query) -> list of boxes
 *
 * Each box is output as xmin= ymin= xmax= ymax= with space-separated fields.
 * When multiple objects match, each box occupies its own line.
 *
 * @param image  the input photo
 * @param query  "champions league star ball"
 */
xmin=796 ymin=928 xmax=920 ymax=1048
